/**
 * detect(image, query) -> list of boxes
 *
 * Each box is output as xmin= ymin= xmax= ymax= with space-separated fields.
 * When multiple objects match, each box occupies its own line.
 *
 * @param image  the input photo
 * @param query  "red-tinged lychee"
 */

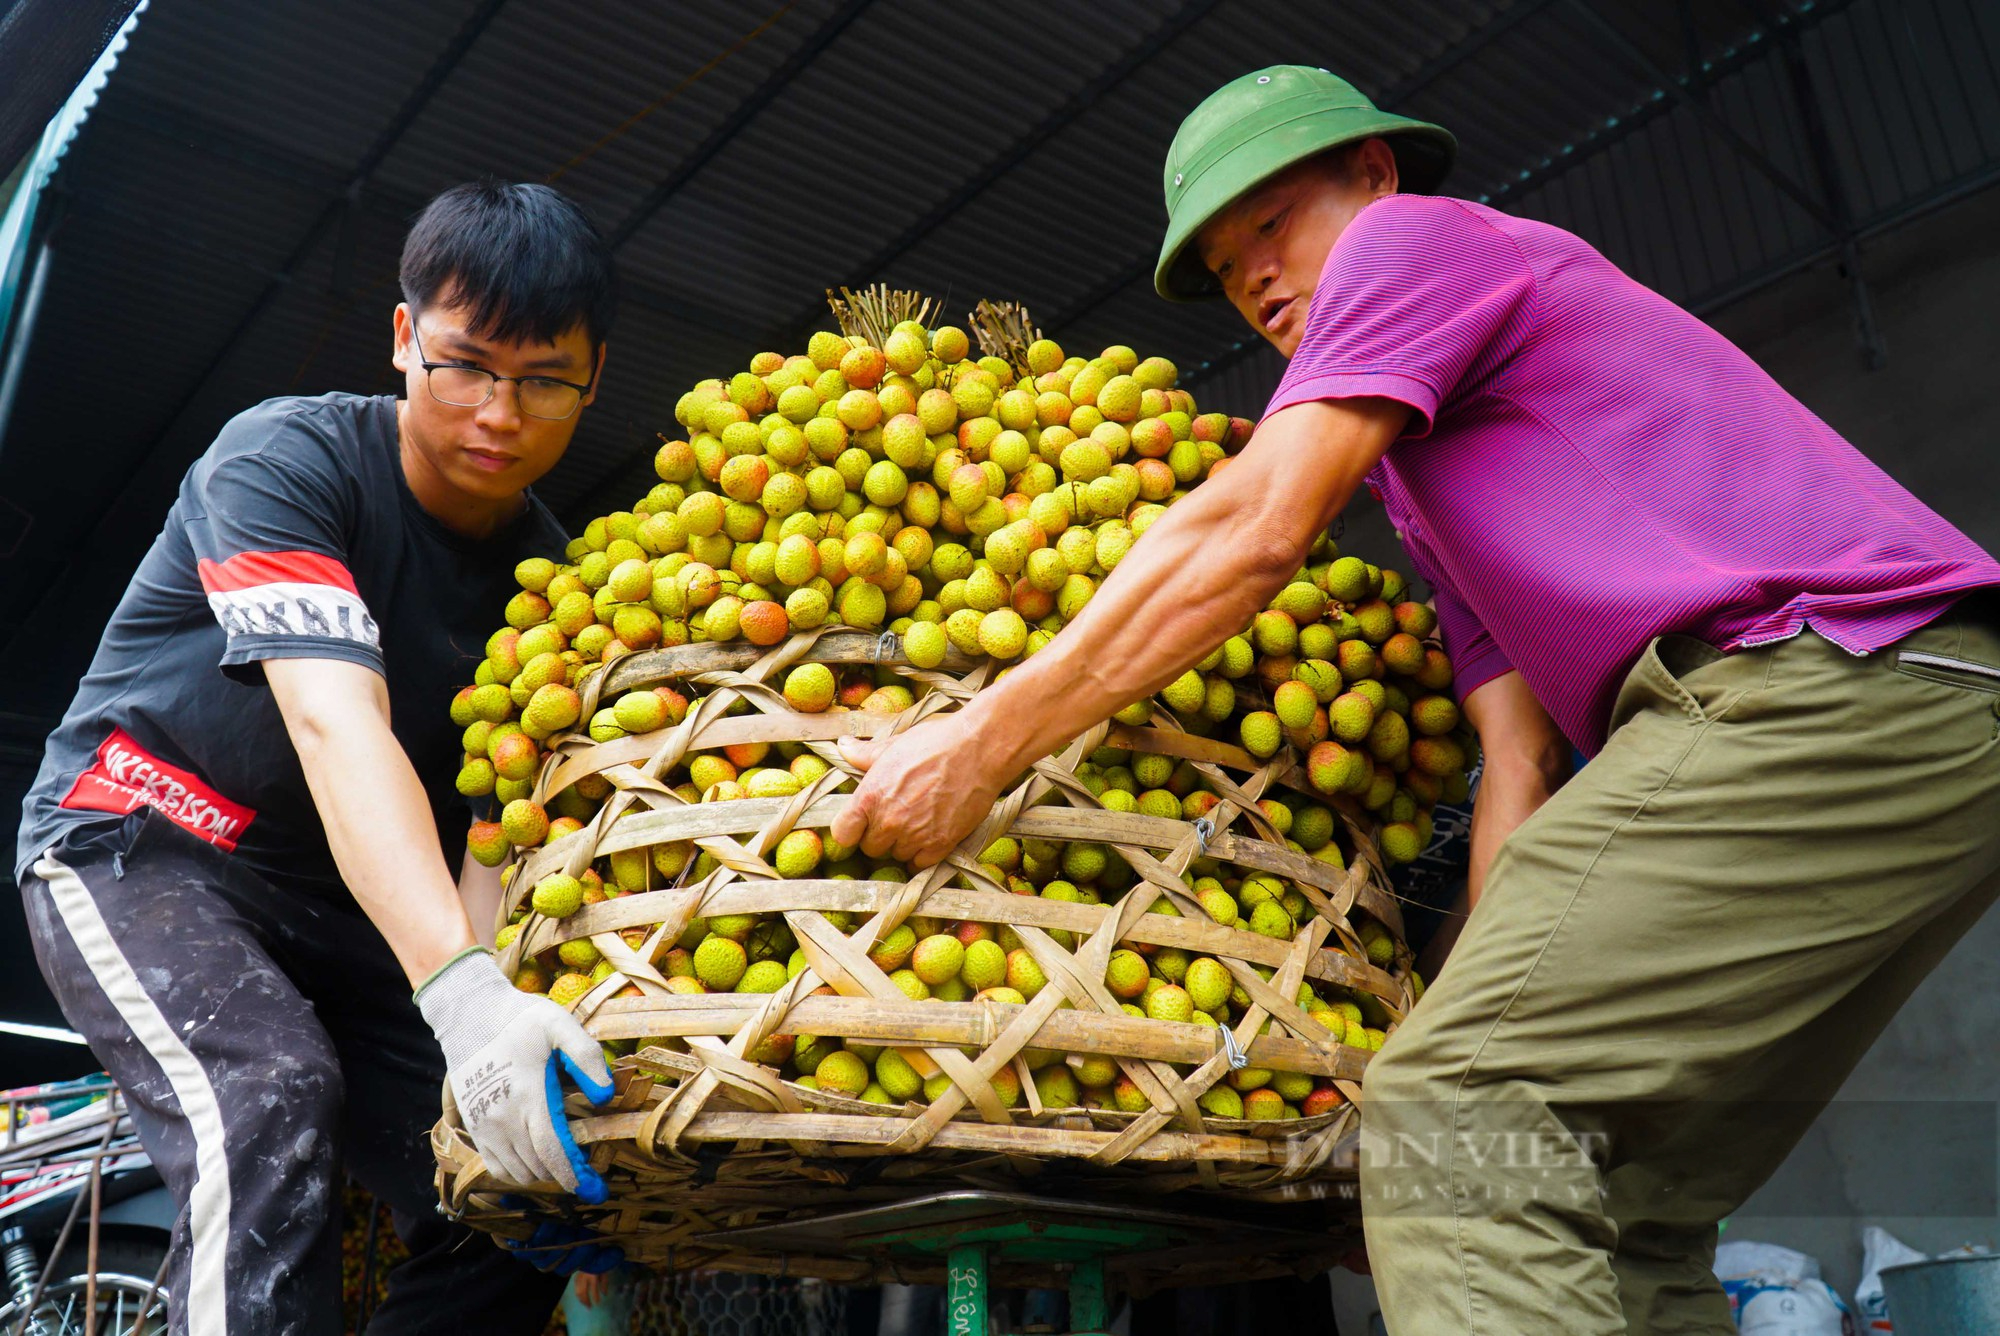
xmin=1415 ymin=648 xmax=1456 ymax=691
xmin=613 ymin=605 xmax=662 ymax=650
xmin=503 ymin=591 xmax=550 ymax=630
xmin=1241 ymin=1088 xmax=1285 ymax=1120
xmin=466 ymin=821 xmax=508 ymax=867
xmin=1392 ymin=601 xmax=1437 ymax=638
xmin=1346 ymin=598 xmax=1392 ymax=645
xmin=839 ymin=344 xmax=886 ymax=389
xmin=1381 ymin=632 xmax=1427 ymax=677
xmin=1337 ymin=639 xmax=1379 ymax=682
xmin=1105 ymin=949 xmax=1150 ymax=999
xmin=1302 ymin=1085 xmax=1347 ymax=1117
xmin=1410 ymin=735 xmax=1466 ymax=777
xmin=1181 ymin=410 xmax=1223 ymax=444
xmin=1005 ymin=949 xmax=1047 ymax=999
xmin=739 ymin=600 xmax=790 ymax=645
xmin=490 ymin=730 xmax=540 ymax=782
xmin=718 ymin=454 xmax=769 ymax=504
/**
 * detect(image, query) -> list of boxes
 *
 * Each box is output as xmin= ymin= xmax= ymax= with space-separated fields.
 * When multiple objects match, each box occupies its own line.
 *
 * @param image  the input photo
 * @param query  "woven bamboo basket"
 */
xmin=433 ymin=626 xmax=1416 ymax=1275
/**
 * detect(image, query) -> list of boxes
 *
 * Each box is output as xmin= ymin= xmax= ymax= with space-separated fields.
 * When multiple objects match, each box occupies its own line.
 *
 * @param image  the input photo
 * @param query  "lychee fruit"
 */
xmin=694 ymin=935 xmax=748 ymax=991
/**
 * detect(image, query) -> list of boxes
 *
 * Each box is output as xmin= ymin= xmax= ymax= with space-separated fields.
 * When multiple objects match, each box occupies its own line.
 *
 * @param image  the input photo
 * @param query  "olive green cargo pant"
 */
xmin=1360 ymin=606 xmax=2000 ymax=1335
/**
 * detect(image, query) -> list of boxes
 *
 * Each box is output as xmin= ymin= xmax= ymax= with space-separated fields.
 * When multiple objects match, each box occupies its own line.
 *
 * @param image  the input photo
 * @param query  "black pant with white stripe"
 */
xmin=21 ymin=812 xmax=568 ymax=1336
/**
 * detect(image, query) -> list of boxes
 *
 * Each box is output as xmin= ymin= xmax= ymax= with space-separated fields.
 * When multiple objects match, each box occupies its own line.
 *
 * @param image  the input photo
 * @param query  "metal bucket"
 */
xmin=1879 ymin=1254 xmax=2000 ymax=1335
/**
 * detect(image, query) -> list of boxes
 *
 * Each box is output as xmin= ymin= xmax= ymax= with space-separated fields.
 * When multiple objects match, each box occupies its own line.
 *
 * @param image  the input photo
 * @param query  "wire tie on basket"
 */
xmin=1192 ymin=816 xmax=1214 ymax=854
xmin=1220 ymin=1025 xmax=1250 ymax=1070
xmin=873 ymin=630 xmax=898 ymax=663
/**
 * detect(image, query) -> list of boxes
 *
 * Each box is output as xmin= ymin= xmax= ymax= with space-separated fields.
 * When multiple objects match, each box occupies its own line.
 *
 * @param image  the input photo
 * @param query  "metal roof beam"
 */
xmin=131 ymin=0 xmax=510 ymax=418
xmin=1184 ymin=333 xmax=1270 ymax=388
xmin=605 ymin=0 xmax=878 ymax=251
xmin=1375 ymin=0 xmax=1565 ymax=107
xmin=1479 ymin=0 xmax=1859 ymax=208
xmin=94 ymin=91 xmax=351 ymax=198
xmin=1561 ymin=0 xmax=1839 ymax=231
xmin=1678 ymin=0 xmax=1705 ymax=82
xmin=1776 ymin=19 xmax=1885 ymax=366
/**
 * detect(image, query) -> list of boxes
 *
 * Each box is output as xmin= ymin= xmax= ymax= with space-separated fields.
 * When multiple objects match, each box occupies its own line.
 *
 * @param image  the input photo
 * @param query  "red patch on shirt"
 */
xmin=196 ymin=549 xmax=358 ymax=594
xmin=60 ymin=729 xmax=256 ymax=852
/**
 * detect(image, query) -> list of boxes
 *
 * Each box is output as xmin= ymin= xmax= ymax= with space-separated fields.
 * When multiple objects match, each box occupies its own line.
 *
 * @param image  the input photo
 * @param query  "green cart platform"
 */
xmin=702 ymin=1188 xmax=1361 ymax=1335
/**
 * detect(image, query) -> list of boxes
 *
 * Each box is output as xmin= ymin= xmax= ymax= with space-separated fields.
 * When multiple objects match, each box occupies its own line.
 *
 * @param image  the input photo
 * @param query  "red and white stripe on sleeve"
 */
xmin=196 ymin=550 xmax=380 ymax=648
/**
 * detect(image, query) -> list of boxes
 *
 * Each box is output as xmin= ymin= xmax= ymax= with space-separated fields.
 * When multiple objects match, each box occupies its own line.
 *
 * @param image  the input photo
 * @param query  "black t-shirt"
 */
xmin=17 ymin=392 xmax=569 ymax=898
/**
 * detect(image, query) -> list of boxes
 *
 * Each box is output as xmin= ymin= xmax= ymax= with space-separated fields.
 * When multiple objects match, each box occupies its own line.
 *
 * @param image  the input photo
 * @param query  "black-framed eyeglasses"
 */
xmin=408 ymin=317 xmax=595 ymax=421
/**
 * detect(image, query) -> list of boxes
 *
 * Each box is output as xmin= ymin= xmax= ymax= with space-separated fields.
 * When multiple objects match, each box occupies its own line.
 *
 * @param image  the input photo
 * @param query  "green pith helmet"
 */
xmin=1155 ymin=66 xmax=1456 ymax=302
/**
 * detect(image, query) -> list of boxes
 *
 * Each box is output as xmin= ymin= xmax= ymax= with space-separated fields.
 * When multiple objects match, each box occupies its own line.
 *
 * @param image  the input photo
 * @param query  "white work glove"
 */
xmin=417 ymin=948 xmax=614 ymax=1202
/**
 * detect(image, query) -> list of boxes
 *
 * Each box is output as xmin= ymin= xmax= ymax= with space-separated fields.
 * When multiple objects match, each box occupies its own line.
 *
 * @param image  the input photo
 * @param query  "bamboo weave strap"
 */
xmin=471 ymin=632 xmax=1409 ymax=1200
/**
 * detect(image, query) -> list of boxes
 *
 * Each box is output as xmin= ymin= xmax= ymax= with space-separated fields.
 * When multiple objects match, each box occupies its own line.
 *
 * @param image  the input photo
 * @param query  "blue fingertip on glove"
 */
xmin=499 ymin=1195 xmax=625 ymax=1276
xmin=546 ymin=1050 xmax=616 ymax=1205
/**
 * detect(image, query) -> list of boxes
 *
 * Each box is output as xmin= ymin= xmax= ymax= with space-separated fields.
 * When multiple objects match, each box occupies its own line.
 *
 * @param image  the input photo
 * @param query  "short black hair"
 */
xmin=400 ymin=181 xmax=617 ymax=348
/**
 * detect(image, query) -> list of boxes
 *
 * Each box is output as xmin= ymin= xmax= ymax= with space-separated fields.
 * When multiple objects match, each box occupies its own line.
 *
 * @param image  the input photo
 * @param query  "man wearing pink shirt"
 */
xmin=831 ymin=67 xmax=2000 ymax=1332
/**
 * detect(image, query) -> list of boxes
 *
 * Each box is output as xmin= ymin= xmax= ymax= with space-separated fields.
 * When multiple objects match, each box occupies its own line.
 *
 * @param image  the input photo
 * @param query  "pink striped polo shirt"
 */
xmin=1264 ymin=194 xmax=2000 ymax=754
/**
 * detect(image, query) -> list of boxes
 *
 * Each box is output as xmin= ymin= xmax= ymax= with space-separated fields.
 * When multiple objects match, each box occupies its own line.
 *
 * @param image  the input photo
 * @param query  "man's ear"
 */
xmin=1357 ymin=137 xmax=1401 ymax=197
xmin=582 ymin=342 xmax=608 ymax=407
xmin=391 ymin=303 xmax=413 ymax=374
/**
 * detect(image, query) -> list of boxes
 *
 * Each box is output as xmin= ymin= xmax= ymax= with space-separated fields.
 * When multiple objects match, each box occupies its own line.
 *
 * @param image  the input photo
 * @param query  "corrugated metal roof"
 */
xmin=2 ymin=0 xmax=1996 ymax=713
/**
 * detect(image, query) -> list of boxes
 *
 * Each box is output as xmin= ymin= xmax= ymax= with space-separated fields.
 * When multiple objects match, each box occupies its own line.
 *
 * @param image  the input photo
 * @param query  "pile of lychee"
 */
xmin=449 ymin=318 xmax=1471 ymax=1123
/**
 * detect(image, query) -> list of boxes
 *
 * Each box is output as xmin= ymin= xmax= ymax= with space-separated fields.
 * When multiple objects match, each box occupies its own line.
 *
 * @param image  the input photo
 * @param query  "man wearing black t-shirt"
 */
xmin=16 ymin=182 xmax=617 ymax=1333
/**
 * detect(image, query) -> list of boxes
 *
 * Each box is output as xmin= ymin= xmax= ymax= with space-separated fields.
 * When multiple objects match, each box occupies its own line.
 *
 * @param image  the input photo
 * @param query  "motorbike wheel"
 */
xmin=0 ymin=1236 xmax=169 ymax=1336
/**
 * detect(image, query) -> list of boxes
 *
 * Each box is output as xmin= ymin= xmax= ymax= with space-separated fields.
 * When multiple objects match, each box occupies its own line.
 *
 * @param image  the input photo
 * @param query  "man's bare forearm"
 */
xmin=1461 ymin=670 xmax=1571 ymax=906
xmin=269 ymin=660 xmax=477 ymax=986
xmin=953 ymin=398 xmax=1404 ymax=780
xmin=294 ymin=719 xmax=476 ymax=984
xmin=1466 ymin=761 xmax=1560 ymax=906
xmin=459 ymin=848 xmax=504 ymax=949
xmin=960 ymin=482 xmax=1305 ymax=779
xmin=829 ymin=398 xmax=1409 ymax=866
